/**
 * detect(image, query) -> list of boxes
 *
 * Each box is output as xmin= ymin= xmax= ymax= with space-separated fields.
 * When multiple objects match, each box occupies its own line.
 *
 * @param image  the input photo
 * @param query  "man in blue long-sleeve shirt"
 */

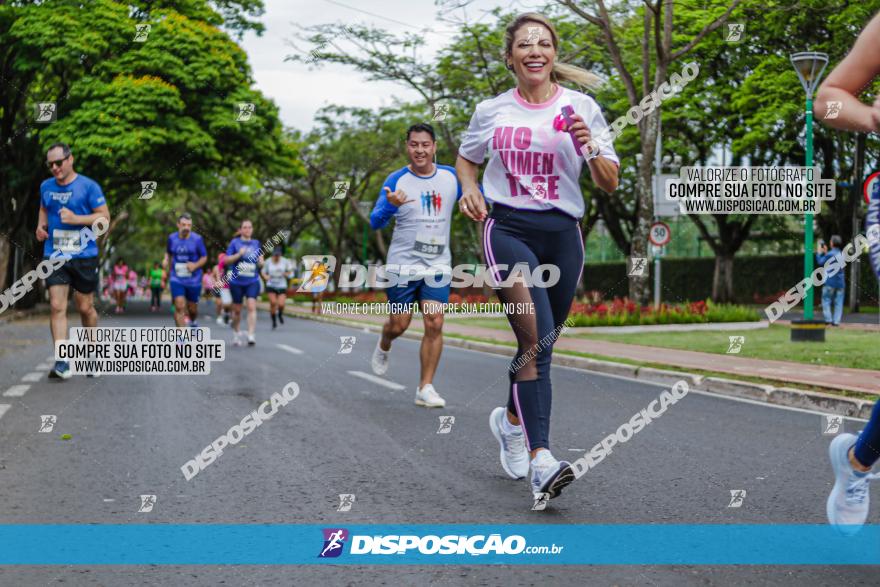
xmin=816 ymin=235 xmax=845 ymax=326
xmin=368 ymin=123 xmax=461 ymax=409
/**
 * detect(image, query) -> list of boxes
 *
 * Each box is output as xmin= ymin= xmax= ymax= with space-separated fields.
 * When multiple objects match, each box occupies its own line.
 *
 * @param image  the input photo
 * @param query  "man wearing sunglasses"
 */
xmin=36 ymin=142 xmax=110 ymax=380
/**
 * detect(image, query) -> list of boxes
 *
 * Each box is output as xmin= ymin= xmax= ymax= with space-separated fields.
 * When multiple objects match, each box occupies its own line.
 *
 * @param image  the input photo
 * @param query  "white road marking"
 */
xmin=21 ymin=372 xmax=43 ymax=382
xmin=103 ymin=499 xmax=115 ymax=503
xmin=276 ymin=344 xmax=304 ymax=355
xmin=35 ymin=362 xmax=53 ymax=371
xmin=3 ymin=385 xmax=30 ymax=397
xmin=0 ymin=404 xmax=10 ymax=420
xmin=347 ymin=370 xmax=406 ymax=391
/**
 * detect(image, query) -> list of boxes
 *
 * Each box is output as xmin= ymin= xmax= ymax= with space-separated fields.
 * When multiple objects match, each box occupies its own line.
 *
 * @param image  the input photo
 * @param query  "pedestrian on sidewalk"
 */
xmin=816 ymin=235 xmax=845 ymax=326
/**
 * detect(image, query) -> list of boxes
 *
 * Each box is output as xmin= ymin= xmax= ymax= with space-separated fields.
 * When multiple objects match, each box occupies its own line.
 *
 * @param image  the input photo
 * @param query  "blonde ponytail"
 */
xmin=552 ymin=62 xmax=602 ymax=90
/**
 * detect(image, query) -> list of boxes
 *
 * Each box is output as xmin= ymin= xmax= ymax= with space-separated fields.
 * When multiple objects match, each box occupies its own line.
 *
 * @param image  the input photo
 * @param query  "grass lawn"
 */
xmin=444 ymin=316 xmax=509 ymax=330
xmin=575 ymin=324 xmax=878 ymax=371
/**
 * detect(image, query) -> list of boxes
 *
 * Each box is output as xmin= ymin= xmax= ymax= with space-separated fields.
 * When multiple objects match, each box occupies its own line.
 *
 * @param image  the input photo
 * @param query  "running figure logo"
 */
xmin=727 ymin=489 xmax=746 ymax=508
xmin=337 ymin=494 xmax=355 ymax=512
xmin=35 ymin=102 xmax=56 ymax=123
xmin=823 ymin=415 xmax=843 ymax=436
xmin=725 ymin=23 xmax=744 ymax=42
xmin=38 ymin=415 xmax=57 ymax=433
xmin=133 ymin=24 xmax=151 ymax=42
xmin=432 ymin=102 xmax=449 ymax=121
xmin=525 ymin=26 xmax=541 ymax=44
xmin=421 ymin=191 xmax=442 ymax=216
xmin=726 ymin=336 xmax=745 ymax=354
xmin=338 ymin=336 xmax=356 ymax=354
xmin=140 ymin=181 xmax=157 ymax=200
xmin=437 ymin=416 xmax=455 ymax=434
xmin=331 ymin=181 xmax=349 ymax=200
xmin=823 ymin=101 xmax=842 ymax=120
xmin=530 ymin=180 xmax=548 ymax=201
xmin=628 ymin=257 xmax=647 ymax=277
xmin=531 ymin=492 xmax=550 ymax=511
xmin=236 ymin=103 xmax=255 ymax=122
xmin=318 ymin=528 xmax=349 ymax=558
xmin=298 ymin=255 xmax=336 ymax=293
xmin=138 ymin=494 xmax=157 ymax=513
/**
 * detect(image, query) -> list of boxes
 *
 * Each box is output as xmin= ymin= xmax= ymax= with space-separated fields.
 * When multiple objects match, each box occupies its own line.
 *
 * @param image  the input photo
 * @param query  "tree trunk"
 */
xmin=712 ymin=254 xmax=734 ymax=303
xmin=0 ymin=233 xmax=10 ymax=293
xmin=629 ymin=110 xmax=658 ymax=303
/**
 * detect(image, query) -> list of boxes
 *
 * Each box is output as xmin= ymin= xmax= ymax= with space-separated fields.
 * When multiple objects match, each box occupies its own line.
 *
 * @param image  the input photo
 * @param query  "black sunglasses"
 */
xmin=46 ymin=155 xmax=70 ymax=169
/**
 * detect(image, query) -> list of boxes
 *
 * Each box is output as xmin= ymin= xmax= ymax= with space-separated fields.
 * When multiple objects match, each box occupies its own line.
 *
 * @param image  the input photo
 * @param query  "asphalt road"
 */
xmin=0 ymin=300 xmax=877 ymax=585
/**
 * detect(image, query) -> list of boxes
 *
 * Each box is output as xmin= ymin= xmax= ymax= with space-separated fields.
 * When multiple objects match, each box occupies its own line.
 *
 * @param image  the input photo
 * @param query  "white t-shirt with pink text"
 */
xmin=458 ymin=85 xmax=619 ymax=219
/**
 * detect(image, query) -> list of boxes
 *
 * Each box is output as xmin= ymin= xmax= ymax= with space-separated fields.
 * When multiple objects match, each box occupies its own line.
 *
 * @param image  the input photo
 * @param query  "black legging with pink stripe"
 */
xmin=484 ymin=203 xmax=583 ymax=451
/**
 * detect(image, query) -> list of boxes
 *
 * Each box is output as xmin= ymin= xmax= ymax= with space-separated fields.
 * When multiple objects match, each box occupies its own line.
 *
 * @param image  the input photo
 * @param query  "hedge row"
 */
xmin=582 ymin=254 xmax=880 ymax=305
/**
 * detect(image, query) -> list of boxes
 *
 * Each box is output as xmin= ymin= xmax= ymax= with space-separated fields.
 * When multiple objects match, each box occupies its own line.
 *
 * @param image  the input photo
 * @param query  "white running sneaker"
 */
xmin=530 ymin=450 xmax=575 ymax=500
xmin=827 ymin=433 xmax=878 ymax=535
xmin=489 ymin=407 xmax=529 ymax=479
xmin=233 ymin=331 xmax=243 ymax=347
xmin=371 ymin=340 xmax=389 ymax=375
xmin=415 ymin=384 xmax=446 ymax=408
xmin=247 ymin=334 xmax=256 ymax=346
xmin=216 ymin=315 xmax=224 ymax=326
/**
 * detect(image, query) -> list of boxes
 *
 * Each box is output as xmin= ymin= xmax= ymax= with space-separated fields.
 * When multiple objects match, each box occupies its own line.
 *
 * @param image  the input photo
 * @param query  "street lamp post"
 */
xmin=789 ymin=51 xmax=828 ymax=340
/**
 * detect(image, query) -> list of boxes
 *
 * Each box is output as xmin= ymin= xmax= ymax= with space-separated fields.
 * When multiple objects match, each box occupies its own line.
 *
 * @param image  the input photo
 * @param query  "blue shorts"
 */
xmin=170 ymin=282 xmax=202 ymax=303
xmin=386 ymin=278 xmax=449 ymax=312
xmin=229 ymin=281 xmax=260 ymax=304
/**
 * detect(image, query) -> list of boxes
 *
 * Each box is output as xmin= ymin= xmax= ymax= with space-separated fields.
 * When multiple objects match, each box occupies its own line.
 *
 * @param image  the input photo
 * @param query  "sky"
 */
xmin=239 ymin=0 xmax=540 ymax=131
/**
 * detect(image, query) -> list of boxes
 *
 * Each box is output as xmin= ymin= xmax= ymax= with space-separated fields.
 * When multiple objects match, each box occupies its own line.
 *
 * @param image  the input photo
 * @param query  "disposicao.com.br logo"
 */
xmin=318 ymin=529 xmax=563 ymax=558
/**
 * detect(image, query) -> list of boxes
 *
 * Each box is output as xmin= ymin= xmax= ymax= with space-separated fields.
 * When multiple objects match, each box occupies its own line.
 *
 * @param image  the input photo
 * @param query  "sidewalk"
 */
xmin=779 ymin=310 xmax=879 ymax=331
xmin=278 ymin=303 xmax=879 ymax=396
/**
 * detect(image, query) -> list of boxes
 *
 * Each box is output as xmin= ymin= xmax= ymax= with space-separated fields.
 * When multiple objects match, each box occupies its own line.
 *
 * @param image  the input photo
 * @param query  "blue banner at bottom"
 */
xmin=0 ymin=525 xmax=878 ymax=565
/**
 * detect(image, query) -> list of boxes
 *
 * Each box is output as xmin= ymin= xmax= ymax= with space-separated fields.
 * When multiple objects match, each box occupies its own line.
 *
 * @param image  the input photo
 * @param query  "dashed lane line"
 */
xmin=347 ymin=370 xmax=406 ymax=391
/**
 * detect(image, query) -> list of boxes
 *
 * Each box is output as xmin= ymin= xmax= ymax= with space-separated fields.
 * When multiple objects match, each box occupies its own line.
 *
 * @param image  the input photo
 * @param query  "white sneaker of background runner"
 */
xmin=415 ymin=384 xmax=445 ymax=408
xmin=371 ymin=340 xmax=389 ymax=375
xmin=216 ymin=315 xmax=223 ymax=326
xmin=233 ymin=331 xmax=242 ymax=347
xmin=247 ymin=334 xmax=256 ymax=346
xmin=489 ymin=407 xmax=528 ymax=479
xmin=827 ymin=433 xmax=878 ymax=534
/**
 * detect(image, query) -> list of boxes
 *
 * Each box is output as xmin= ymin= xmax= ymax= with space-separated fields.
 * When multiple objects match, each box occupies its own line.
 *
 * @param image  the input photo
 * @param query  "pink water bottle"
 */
xmin=561 ymin=105 xmax=585 ymax=156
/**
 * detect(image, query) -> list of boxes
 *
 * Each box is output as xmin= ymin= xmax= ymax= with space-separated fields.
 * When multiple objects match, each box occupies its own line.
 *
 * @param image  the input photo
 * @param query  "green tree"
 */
xmin=0 ymin=0 xmax=298 ymax=304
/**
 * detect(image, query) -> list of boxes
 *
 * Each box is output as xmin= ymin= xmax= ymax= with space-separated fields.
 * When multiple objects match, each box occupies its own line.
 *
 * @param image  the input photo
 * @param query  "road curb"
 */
xmin=282 ymin=308 xmax=873 ymax=419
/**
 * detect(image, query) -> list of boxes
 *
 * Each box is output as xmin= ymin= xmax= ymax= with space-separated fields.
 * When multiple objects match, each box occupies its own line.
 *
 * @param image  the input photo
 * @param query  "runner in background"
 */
xmin=369 ymin=122 xmax=461 ymax=409
xmin=126 ymin=266 xmax=138 ymax=300
xmin=261 ymin=246 xmax=293 ymax=329
xmin=149 ymin=261 xmax=164 ymax=312
xmin=456 ymin=13 xmax=618 ymax=503
xmin=213 ymin=252 xmax=232 ymax=326
xmin=36 ymin=142 xmax=110 ymax=380
xmin=162 ymin=213 xmax=208 ymax=328
xmin=813 ymin=10 xmax=880 ymax=533
xmin=225 ymin=219 xmax=263 ymax=346
xmin=111 ymin=258 xmax=128 ymax=313
xmin=202 ymin=265 xmax=215 ymax=319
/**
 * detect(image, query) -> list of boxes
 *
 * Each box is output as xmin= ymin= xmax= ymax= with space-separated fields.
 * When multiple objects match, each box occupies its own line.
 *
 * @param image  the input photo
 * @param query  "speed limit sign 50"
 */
xmin=649 ymin=221 xmax=671 ymax=247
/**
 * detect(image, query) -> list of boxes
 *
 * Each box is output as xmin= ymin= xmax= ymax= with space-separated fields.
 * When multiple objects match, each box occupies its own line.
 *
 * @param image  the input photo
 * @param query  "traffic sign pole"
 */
xmin=649 ymin=221 xmax=671 ymax=308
